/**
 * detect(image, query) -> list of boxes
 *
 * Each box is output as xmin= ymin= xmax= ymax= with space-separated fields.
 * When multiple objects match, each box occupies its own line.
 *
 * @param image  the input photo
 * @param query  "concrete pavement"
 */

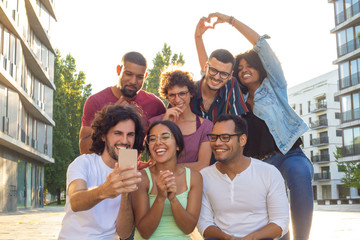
xmin=0 ymin=204 xmax=359 ymax=240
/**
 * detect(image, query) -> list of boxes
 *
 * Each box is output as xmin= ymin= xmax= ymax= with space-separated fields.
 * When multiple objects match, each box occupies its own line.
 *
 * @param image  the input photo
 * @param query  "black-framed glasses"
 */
xmin=146 ymin=132 xmax=172 ymax=144
xmin=207 ymin=64 xmax=231 ymax=80
xmin=167 ymin=91 xmax=189 ymax=100
xmin=207 ymin=133 xmax=242 ymax=142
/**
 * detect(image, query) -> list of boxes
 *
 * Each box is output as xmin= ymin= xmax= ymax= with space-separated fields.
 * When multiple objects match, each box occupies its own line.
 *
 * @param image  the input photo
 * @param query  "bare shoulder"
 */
xmin=190 ymin=169 xmax=203 ymax=186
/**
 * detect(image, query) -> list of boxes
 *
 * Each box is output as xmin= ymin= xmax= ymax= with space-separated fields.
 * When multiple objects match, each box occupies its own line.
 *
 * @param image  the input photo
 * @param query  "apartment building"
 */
xmin=0 ymin=0 xmax=56 ymax=212
xmin=288 ymin=70 xmax=346 ymax=200
xmin=329 ymin=0 xmax=360 ymax=199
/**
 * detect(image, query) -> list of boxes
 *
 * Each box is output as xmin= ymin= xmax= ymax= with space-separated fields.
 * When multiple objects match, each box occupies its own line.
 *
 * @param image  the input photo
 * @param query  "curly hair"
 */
xmin=234 ymin=50 xmax=267 ymax=94
xmin=145 ymin=120 xmax=184 ymax=158
xmin=90 ymin=104 xmax=145 ymax=155
xmin=158 ymin=68 xmax=197 ymax=99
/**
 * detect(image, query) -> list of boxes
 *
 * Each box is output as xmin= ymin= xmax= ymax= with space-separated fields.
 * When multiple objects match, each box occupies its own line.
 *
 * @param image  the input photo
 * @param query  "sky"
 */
xmin=51 ymin=0 xmax=337 ymax=94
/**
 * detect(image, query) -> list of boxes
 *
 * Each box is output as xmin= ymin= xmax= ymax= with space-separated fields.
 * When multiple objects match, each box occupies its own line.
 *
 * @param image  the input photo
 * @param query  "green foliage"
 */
xmin=334 ymin=147 xmax=360 ymax=192
xmin=44 ymin=50 xmax=92 ymax=204
xmin=143 ymin=43 xmax=185 ymax=102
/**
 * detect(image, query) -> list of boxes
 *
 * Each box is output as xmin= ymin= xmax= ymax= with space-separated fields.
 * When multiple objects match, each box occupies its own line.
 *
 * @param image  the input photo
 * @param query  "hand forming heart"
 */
xmin=204 ymin=17 xmax=218 ymax=28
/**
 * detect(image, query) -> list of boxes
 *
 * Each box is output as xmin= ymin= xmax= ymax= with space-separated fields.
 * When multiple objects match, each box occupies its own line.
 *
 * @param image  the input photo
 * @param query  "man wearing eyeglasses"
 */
xmin=197 ymin=114 xmax=289 ymax=240
xmin=191 ymin=20 xmax=248 ymax=122
xmin=59 ymin=104 xmax=144 ymax=239
xmin=79 ymin=51 xmax=166 ymax=154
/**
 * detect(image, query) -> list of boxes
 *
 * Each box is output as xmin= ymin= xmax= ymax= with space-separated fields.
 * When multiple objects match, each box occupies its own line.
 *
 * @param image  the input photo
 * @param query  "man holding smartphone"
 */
xmin=59 ymin=105 xmax=145 ymax=240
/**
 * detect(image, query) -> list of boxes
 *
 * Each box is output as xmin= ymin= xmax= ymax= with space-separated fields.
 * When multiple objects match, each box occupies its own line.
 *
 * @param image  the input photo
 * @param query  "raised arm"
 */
xmin=69 ymin=164 xmax=140 ymax=212
xmin=208 ymin=12 xmax=260 ymax=46
xmin=195 ymin=17 xmax=213 ymax=72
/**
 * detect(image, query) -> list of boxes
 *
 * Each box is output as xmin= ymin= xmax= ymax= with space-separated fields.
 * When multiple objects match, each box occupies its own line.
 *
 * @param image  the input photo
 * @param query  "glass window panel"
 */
xmin=343 ymin=128 xmax=353 ymax=147
xmin=351 ymin=59 xmax=359 ymax=85
xmin=340 ymin=62 xmax=350 ymax=88
xmin=26 ymin=162 xmax=32 ymax=208
xmin=345 ymin=0 xmax=352 ymax=18
xmin=355 ymin=26 xmax=360 ymax=49
xmin=17 ymin=160 xmax=26 ymax=208
xmin=347 ymin=28 xmax=355 ymax=52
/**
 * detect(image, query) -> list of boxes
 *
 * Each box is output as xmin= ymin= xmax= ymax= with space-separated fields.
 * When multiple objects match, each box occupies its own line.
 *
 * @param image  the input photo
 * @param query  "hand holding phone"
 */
xmin=118 ymin=148 xmax=138 ymax=190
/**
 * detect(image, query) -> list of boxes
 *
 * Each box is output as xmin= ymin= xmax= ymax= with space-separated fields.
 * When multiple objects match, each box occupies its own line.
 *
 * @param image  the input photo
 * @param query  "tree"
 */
xmin=334 ymin=147 xmax=360 ymax=198
xmin=44 ymin=50 xmax=92 ymax=205
xmin=143 ymin=43 xmax=185 ymax=101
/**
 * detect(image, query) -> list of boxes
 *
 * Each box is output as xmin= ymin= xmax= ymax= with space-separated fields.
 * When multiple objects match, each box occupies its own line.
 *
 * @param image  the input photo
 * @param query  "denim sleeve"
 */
xmin=253 ymin=35 xmax=287 ymax=89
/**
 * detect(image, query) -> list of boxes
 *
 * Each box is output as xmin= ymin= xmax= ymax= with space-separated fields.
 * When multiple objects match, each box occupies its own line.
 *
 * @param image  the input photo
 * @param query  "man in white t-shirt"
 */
xmin=59 ymin=104 xmax=146 ymax=240
xmin=198 ymin=115 xmax=289 ymax=240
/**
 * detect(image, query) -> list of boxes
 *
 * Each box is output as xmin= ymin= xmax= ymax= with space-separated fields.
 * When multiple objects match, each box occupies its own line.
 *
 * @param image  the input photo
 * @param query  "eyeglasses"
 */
xmin=207 ymin=64 xmax=231 ymax=80
xmin=207 ymin=133 xmax=242 ymax=142
xmin=146 ymin=132 xmax=172 ymax=144
xmin=167 ymin=91 xmax=189 ymax=100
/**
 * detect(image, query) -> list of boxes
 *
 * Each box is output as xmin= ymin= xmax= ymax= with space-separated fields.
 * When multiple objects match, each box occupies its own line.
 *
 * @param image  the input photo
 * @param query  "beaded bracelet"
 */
xmin=228 ymin=16 xmax=234 ymax=25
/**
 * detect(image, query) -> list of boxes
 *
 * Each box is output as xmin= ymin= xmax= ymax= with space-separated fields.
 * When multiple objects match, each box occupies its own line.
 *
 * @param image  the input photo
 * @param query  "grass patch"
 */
xmin=45 ymin=200 xmax=66 ymax=206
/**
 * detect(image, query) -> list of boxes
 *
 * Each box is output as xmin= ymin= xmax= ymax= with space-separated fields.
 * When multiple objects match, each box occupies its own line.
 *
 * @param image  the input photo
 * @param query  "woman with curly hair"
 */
xmin=150 ymin=68 xmax=213 ymax=171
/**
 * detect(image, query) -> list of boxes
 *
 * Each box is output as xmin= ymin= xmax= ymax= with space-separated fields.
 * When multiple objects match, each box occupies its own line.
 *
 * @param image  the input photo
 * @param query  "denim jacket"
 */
xmin=246 ymin=35 xmax=308 ymax=154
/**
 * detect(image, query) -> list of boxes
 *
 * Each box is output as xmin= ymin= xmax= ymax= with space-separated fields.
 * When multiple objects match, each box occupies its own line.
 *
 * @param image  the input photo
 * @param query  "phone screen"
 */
xmin=118 ymin=148 xmax=138 ymax=190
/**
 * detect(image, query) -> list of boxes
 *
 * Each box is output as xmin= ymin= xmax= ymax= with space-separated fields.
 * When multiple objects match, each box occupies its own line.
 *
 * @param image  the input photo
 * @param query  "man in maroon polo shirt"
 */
xmin=79 ymin=51 xmax=166 ymax=154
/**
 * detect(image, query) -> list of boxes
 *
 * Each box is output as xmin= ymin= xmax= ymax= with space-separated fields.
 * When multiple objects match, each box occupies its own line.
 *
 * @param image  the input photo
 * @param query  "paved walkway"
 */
xmin=0 ymin=204 xmax=359 ymax=240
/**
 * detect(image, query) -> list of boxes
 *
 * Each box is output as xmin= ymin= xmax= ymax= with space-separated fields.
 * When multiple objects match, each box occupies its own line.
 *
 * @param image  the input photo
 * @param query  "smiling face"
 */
xmin=237 ymin=58 xmax=261 ymax=91
xmin=167 ymin=85 xmax=191 ymax=112
xmin=148 ymin=124 xmax=177 ymax=164
xmin=102 ymin=119 xmax=136 ymax=162
xmin=204 ymin=57 xmax=233 ymax=91
xmin=210 ymin=120 xmax=245 ymax=163
xmin=119 ymin=61 xmax=147 ymax=98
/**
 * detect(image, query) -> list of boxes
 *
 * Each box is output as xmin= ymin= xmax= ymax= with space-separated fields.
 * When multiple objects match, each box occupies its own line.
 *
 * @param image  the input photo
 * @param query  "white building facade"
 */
xmin=0 ymin=0 xmax=56 ymax=212
xmin=288 ymin=70 xmax=353 ymax=200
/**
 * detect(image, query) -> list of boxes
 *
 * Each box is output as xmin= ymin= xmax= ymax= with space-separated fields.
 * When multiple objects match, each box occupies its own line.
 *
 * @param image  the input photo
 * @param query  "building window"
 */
xmin=337 ymin=130 xmax=343 ymax=137
xmin=335 ymin=96 xmax=340 ymax=102
xmin=300 ymin=104 xmax=303 ymax=115
xmin=335 ymin=112 xmax=340 ymax=119
xmin=308 ymin=101 xmax=311 ymax=113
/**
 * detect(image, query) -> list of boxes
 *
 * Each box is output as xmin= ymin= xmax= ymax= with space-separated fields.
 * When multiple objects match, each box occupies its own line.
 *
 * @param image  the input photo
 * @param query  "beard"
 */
xmin=106 ymin=142 xmax=132 ymax=162
xmin=121 ymin=85 xmax=138 ymax=98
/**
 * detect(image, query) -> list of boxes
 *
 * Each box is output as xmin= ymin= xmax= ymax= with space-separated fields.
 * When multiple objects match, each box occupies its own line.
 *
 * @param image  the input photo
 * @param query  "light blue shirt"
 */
xmin=247 ymin=35 xmax=308 ymax=154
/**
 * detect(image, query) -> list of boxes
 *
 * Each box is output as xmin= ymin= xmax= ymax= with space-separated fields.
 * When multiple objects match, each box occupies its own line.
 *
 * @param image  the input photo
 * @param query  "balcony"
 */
xmin=309 ymin=119 xmax=328 ymax=130
xmin=341 ymin=143 xmax=360 ymax=157
xmin=338 ymin=39 xmax=358 ymax=57
xmin=310 ymin=137 xmax=329 ymax=147
xmin=312 ymin=154 xmax=330 ymax=163
xmin=341 ymin=108 xmax=360 ymax=123
xmin=335 ymin=2 xmax=360 ymax=26
xmin=314 ymin=172 xmax=331 ymax=181
xmin=338 ymin=72 xmax=360 ymax=90
xmin=310 ymin=102 xmax=327 ymax=113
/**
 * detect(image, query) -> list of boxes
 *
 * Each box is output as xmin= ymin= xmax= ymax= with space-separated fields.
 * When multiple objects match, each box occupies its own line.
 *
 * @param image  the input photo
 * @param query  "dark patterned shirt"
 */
xmin=191 ymin=77 xmax=248 ymax=122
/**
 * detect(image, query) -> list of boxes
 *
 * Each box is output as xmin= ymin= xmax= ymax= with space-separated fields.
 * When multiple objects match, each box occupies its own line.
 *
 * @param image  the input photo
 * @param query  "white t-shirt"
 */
xmin=197 ymin=158 xmax=289 ymax=238
xmin=58 ymin=154 xmax=121 ymax=240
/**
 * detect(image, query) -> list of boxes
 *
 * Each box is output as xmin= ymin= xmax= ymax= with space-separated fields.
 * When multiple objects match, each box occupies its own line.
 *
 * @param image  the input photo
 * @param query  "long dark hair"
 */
xmin=234 ymin=50 xmax=267 ymax=94
xmin=145 ymin=120 xmax=184 ymax=158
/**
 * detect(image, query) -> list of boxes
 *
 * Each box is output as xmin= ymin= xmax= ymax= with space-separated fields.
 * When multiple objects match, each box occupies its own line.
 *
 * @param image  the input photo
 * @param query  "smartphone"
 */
xmin=118 ymin=148 xmax=138 ymax=190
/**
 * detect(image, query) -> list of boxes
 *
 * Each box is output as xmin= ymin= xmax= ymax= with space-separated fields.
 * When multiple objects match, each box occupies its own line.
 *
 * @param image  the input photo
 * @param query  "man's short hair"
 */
xmin=122 ymin=51 xmax=147 ymax=68
xmin=90 ymin=104 xmax=145 ymax=154
xmin=209 ymin=49 xmax=235 ymax=69
xmin=215 ymin=114 xmax=248 ymax=137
